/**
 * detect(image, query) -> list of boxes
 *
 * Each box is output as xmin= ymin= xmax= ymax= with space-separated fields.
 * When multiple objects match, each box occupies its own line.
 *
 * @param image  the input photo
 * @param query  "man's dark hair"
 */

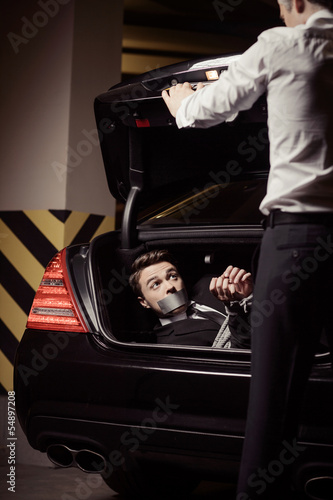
xmin=129 ymin=249 xmax=179 ymax=296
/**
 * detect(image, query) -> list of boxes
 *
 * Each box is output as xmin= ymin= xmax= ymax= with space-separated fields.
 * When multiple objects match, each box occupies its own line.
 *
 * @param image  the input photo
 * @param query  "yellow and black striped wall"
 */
xmin=0 ymin=0 xmax=124 ymax=396
xmin=0 ymin=210 xmax=115 ymax=394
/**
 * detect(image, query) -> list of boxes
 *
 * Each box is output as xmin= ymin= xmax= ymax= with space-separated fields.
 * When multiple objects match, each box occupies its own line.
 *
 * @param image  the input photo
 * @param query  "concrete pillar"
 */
xmin=0 ymin=0 xmax=124 ymax=393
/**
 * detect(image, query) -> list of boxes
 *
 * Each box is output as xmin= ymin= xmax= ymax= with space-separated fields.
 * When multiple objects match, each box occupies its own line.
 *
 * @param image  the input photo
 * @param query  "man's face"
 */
xmin=278 ymin=1 xmax=301 ymax=27
xmin=138 ymin=261 xmax=187 ymax=317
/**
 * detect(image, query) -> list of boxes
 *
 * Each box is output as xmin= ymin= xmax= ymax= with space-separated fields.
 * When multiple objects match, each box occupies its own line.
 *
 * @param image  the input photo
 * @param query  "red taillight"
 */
xmin=135 ymin=118 xmax=150 ymax=128
xmin=27 ymin=249 xmax=89 ymax=333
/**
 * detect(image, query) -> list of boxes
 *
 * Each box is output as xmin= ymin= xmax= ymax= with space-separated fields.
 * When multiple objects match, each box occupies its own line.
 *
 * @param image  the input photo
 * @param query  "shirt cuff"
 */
xmin=175 ymin=94 xmax=196 ymax=128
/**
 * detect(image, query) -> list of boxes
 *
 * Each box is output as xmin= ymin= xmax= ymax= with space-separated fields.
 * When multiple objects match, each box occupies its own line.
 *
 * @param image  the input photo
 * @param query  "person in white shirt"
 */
xmin=129 ymin=249 xmax=253 ymax=348
xmin=162 ymin=1 xmax=333 ymax=498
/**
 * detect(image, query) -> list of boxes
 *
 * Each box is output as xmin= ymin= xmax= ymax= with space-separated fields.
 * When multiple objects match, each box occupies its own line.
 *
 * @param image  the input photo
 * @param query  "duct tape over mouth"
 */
xmin=157 ymin=289 xmax=188 ymax=315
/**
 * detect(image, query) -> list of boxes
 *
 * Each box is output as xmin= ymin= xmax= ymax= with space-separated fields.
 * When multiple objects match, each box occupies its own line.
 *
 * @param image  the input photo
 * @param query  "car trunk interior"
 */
xmin=91 ymin=234 xmax=260 ymax=344
xmin=91 ymin=231 xmax=332 ymax=361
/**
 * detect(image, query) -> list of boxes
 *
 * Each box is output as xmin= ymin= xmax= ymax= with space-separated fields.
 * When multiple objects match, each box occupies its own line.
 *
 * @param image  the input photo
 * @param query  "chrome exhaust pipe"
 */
xmin=47 ymin=444 xmax=106 ymax=473
xmin=304 ymin=476 xmax=333 ymax=500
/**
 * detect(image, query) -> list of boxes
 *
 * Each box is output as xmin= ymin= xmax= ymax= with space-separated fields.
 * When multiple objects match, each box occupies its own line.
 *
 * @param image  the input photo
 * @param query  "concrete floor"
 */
xmin=0 ymin=464 xmax=236 ymax=500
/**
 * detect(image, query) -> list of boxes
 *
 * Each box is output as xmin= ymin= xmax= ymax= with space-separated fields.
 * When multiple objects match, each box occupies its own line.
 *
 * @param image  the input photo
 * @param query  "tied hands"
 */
xmin=209 ymin=266 xmax=253 ymax=304
xmin=162 ymin=82 xmax=204 ymax=117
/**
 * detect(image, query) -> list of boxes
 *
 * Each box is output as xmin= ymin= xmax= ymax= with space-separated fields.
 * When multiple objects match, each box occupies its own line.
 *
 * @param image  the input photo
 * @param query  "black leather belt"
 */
xmin=264 ymin=210 xmax=333 ymax=228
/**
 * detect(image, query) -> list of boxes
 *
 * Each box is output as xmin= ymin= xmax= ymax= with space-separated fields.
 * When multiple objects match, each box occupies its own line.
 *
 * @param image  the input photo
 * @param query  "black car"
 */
xmin=14 ymin=54 xmax=333 ymax=500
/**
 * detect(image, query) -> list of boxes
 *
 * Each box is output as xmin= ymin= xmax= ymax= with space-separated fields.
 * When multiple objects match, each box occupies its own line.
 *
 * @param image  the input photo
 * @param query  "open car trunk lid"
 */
xmin=94 ymin=53 xmax=269 ymax=248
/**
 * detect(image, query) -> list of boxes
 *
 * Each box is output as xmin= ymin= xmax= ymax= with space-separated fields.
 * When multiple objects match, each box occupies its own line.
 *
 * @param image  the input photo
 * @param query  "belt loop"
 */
xmin=269 ymin=210 xmax=277 ymax=228
xmin=263 ymin=212 xmax=274 ymax=229
xmin=261 ymin=210 xmax=278 ymax=229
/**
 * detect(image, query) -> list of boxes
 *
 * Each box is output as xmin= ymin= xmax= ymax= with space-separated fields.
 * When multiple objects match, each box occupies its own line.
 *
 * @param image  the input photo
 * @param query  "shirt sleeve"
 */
xmin=176 ymin=37 xmax=269 ymax=129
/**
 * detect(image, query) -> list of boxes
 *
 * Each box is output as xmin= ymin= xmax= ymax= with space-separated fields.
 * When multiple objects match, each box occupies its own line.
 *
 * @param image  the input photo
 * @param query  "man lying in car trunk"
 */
xmin=129 ymin=249 xmax=253 ymax=349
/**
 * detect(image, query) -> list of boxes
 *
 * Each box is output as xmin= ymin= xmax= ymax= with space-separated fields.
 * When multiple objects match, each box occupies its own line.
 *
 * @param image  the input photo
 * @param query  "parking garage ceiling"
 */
xmin=122 ymin=0 xmax=281 ymax=74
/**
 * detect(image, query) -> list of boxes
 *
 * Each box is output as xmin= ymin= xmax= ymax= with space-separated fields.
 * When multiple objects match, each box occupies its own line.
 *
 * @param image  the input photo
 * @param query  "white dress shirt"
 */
xmin=176 ymin=9 xmax=333 ymax=215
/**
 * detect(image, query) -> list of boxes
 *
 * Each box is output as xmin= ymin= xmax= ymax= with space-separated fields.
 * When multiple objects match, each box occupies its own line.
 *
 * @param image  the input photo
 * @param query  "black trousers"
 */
xmin=236 ymin=221 xmax=333 ymax=499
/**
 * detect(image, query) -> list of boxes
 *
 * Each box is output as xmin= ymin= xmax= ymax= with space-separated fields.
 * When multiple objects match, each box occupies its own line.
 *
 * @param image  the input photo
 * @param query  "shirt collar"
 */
xmin=305 ymin=8 xmax=333 ymax=27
